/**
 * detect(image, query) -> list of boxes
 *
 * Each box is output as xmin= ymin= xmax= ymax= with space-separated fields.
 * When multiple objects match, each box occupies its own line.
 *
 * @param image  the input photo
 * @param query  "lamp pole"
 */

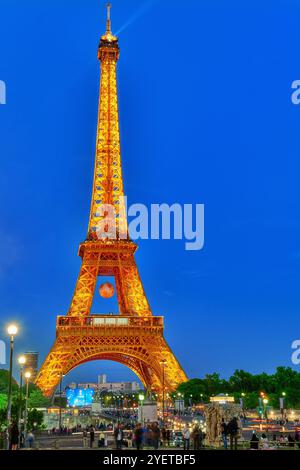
xmin=6 ymin=323 xmax=18 ymax=450
xmin=160 ymin=359 xmax=167 ymax=426
xmin=18 ymin=355 xmax=26 ymax=448
xmin=24 ymin=371 xmax=31 ymax=444
xmin=139 ymin=394 xmax=145 ymax=424
xmin=263 ymin=398 xmax=269 ymax=420
xmin=280 ymin=392 xmax=286 ymax=419
xmin=58 ymin=373 xmax=64 ymax=431
xmin=177 ymin=392 xmax=181 ymax=417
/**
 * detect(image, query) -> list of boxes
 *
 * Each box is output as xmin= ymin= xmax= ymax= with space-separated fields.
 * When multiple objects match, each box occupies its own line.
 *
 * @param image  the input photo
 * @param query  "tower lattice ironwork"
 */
xmin=35 ymin=4 xmax=187 ymax=397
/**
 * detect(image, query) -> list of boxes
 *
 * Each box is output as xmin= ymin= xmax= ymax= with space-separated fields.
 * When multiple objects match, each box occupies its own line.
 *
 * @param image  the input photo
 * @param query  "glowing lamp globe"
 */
xmin=18 ymin=356 xmax=26 ymax=365
xmin=99 ymin=282 xmax=114 ymax=299
xmin=7 ymin=324 xmax=18 ymax=336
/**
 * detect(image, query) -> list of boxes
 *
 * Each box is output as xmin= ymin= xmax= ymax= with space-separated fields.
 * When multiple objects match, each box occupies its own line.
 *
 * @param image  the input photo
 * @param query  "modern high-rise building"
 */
xmin=24 ymin=351 xmax=39 ymax=381
xmin=98 ymin=374 xmax=107 ymax=384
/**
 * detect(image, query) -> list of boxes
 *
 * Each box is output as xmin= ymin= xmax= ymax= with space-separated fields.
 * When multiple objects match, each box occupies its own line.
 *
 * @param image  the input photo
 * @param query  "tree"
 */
xmin=0 ymin=393 xmax=7 ymax=410
xmin=0 ymin=370 xmax=47 ymax=429
xmin=53 ymin=396 xmax=67 ymax=408
xmin=255 ymin=372 xmax=275 ymax=394
xmin=177 ymin=374 xmax=229 ymax=403
xmin=177 ymin=366 xmax=300 ymax=409
xmin=28 ymin=389 xmax=50 ymax=408
xmin=243 ymin=392 xmax=260 ymax=409
xmin=177 ymin=378 xmax=206 ymax=403
xmin=0 ymin=369 xmax=18 ymax=394
xmin=202 ymin=373 xmax=228 ymax=396
xmin=27 ymin=409 xmax=44 ymax=431
xmin=228 ymin=370 xmax=256 ymax=393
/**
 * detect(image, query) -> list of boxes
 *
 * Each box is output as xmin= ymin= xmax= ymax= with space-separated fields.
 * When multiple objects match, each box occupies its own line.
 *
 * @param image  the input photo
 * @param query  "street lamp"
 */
xmin=280 ymin=392 xmax=286 ymax=419
xmin=57 ymin=373 xmax=65 ymax=431
xmin=138 ymin=394 xmax=145 ymax=424
xmin=177 ymin=392 xmax=184 ymax=416
xmin=6 ymin=323 xmax=18 ymax=449
xmin=7 ymin=324 xmax=18 ymax=336
xmin=24 ymin=370 xmax=31 ymax=444
xmin=160 ymin=359 xmax=167 ymax=425
xmin=17 ymin=355 xmax=26 ymax=448
xmin=263 ymin=398 xmax=269 ymax=419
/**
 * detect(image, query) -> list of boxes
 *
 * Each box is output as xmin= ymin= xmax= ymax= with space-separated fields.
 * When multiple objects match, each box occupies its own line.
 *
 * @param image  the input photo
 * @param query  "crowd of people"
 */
xmin=108 ymin=422 xmax=204 ymax=450
xmin=218 ymin=416 xmax=300 ymax=450
xmin=48 ymin=421 xmax=115 ymax=436
xmin=5 ymin=416 xmax=300 ymax=451
xmin=249 ymin=430 xmax=300 ymax=450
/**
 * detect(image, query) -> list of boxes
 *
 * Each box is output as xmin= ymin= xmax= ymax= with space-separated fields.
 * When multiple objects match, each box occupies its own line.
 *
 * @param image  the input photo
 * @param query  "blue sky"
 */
xmin=0 ymin=0 xmax=300 ymax=385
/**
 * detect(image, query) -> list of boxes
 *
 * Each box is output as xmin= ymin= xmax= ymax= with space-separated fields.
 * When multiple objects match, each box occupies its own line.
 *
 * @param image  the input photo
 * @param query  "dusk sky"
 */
xmin=0 ymin=0 xmax=300 ymax=385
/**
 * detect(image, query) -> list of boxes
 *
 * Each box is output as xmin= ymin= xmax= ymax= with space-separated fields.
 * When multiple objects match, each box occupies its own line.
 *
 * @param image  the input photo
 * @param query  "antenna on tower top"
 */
xmin=106 ymin=2 xmax=111 ymax=33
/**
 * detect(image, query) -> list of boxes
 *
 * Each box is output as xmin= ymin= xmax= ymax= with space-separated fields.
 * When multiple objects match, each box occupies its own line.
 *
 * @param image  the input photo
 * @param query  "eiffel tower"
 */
xmin=35 ymin=4 xmax=187 ymax=397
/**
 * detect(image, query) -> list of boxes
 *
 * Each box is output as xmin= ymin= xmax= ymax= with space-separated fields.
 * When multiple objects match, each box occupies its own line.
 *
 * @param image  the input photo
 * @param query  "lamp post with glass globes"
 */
xmin=116 ymin=395 xmax=120 ymax=419
xmin=6 ymin=323 xmax=18 ymax=449
xmin=240 ymin=392 xmax=246 ymax=419
xmin=263 ymin=398 xmax=269 ymax=420
xmin=57 ymin=373 xmax=65 ymax=432
xmin=280 ymin=392 xmax=286 ymax=419
xmin=138 ymin=394 xmax=145 ymax=424
xmin=166 ymin=392 xmax=170 ymax=414
xmin=177 ymin=392 xmax=184 ymax=418
xmin=17 ymin=355 xmax=26 ymax=448
xmin=160 ymin=359 xmax=167 ymax=425
xmin=24 ymin=370 xmax=31 ymax=443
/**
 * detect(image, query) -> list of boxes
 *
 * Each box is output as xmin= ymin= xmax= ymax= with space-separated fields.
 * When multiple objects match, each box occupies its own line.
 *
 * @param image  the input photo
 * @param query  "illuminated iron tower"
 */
xmin=36 ymin=4 xmax=187 ymax=397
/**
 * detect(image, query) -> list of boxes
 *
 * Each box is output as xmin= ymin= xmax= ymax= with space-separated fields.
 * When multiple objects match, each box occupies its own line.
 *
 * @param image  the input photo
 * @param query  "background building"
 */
xmin=98 ymin=374 xmax=107 ymax=384
xmin=67 ymin=382 xmax=77 ymax=390
xmin=97 ymin=381 xmax=140 ymax=393
xmin=71 ymin=375 xmax=141 ymax=394
xmin=78 ymin=382 xmax=98 ymax=389
xmin=24 ymin=351 xmax=39 ymax=381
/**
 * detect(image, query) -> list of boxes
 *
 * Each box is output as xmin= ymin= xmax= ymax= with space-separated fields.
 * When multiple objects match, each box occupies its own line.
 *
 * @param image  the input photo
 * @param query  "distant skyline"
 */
xmin=0 ymin=0 xmax=300 ymax=385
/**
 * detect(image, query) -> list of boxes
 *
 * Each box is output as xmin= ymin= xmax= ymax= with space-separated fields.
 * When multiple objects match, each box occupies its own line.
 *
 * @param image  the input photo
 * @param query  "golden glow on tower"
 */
xmin=88 ymin=2 xmax=124 ymax=239
xmin=35 ymin=4 xmax=187 ymax=397
xmin=101 ymin=3 xmax=117 ymax=43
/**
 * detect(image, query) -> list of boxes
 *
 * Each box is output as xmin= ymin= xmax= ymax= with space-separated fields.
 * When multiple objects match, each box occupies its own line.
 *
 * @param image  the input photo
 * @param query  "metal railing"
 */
xmin=57 ymin=315 xmax=163 ymax=328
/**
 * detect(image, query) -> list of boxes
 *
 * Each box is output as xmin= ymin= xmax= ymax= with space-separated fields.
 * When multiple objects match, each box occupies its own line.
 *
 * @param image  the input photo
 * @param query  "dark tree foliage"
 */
xmin=177 ymin=367 xmax=300 ymax=408
xmin=0 ymin=369 xmax=18 ymax=394
xmin=0 ymin=369 xmax=50 ymax=428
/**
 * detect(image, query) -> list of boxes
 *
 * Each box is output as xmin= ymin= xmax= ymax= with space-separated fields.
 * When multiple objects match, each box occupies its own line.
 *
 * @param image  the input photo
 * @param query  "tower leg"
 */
xmin=68 ymin=261 xmax=98 ymax=317
xmin=116 ymin=261 xmax=151 ymax=316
